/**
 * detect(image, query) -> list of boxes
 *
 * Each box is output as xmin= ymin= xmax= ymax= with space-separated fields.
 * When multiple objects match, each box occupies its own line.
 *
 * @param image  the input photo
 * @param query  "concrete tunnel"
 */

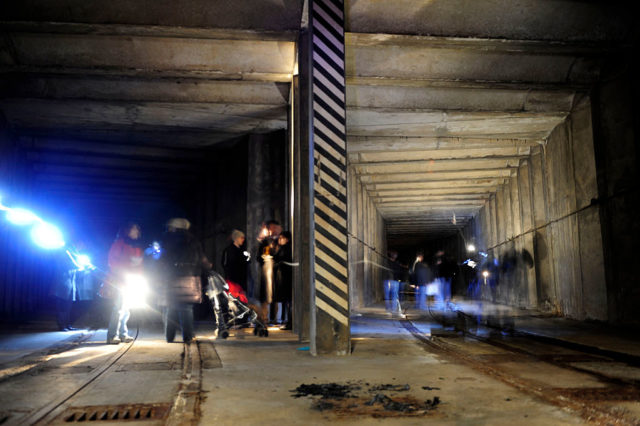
xmin=0 ymin=0 xmax=638 ymax=360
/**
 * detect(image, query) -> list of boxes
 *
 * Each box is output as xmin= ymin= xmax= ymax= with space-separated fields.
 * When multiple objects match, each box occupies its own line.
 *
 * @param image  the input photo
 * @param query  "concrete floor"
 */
xmin=1 ymin=302 xmax=639 ymax=425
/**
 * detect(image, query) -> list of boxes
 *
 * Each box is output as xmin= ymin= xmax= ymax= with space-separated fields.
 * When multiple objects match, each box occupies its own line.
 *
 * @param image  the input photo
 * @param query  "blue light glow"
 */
xmin=6 ymin=208 xmax=41 ymax=226
xmin=31 ymin=222 xmax=65 ymax=249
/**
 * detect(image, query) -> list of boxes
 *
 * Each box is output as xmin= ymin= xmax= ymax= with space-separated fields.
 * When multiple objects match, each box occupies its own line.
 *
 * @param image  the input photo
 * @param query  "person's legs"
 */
xmin=56 ymin=297 xmax=72 ymax=331
xmin=119 ymin=308 xmax=131 ymax=340
xmin=416 ymin=285 xmax=426 ymax=310
xmin=106 ymin=299 xmax=121 ymax=343
xmin=163 ymin=307 xmax=178 ymax=342
xmin=390 ymin=280 xmax=401 ymax=314
xmin=384 ymin=280 xmax=392 ymax=311
xmin=443 ymin=278 xmax=452 ymax=307
xmin=179 ymin=304 xmax=194 ymax=342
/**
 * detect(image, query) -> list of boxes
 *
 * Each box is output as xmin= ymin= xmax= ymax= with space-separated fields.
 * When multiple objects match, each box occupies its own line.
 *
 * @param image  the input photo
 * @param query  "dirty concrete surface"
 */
xmin=1 ymin=304 xmax=640 ymax=425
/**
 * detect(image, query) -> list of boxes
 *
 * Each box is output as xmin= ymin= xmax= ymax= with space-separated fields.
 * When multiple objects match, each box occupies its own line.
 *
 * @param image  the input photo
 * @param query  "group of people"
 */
xmin=384 ymin=249 xmax=457 ymax=316
xmin=105 ymin=218 xmax=211 ymax=344
xmin=222 ymin=220 xmax=293 ymax=330
xmin=101 ymin=217 xmax=293 ymax=345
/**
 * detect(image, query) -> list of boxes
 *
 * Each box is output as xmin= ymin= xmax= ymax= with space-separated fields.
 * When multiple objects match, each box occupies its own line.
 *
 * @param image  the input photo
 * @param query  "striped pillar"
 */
xmin=309 ymin=0 xmax=349 ymax=355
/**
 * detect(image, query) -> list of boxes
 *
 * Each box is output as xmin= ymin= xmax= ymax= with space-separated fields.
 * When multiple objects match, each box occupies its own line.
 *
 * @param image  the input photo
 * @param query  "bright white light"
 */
xmin=482 ymin=270 xmax=490 ymax=278
xmin=467 ymin=244 xmax=476 ymax=253
xmin=6 ymin=208 xmax=41 ymax=226
xmin=122 ymin=274 xmax=149 ymax=309
xmin=31 ymin=222 xmax=65 ymax=249
xmin=76 ymin=254 xmax=93 ymax=270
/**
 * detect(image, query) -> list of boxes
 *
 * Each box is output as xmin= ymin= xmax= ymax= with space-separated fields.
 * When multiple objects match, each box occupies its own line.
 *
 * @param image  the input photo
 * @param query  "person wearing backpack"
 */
xmin=157 ymin=218 xmax=211 ymax=343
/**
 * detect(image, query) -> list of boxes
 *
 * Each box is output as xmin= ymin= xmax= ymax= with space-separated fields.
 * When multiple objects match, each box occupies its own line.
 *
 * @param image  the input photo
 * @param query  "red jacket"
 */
xmin=108 ymin=238 xmax=143 ymax=279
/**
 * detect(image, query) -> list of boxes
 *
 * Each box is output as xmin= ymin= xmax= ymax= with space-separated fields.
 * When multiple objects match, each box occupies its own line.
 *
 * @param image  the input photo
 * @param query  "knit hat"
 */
xmin=167 ymin=218 xmax=191 ymax=230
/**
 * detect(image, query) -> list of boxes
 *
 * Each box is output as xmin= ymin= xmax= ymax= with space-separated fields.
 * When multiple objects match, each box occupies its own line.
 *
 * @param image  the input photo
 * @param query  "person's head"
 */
xmin=266 ymin=220 xmax=282 ymax=238
xmin=167 ymin=218 xmax=191 ymax=232
xmin=416 ymin=251 xmax=424 ymax=262
xmin=231 ymin=229 xmax=245 ymax=247
xmin=278 ymin=231 xmax=291 ymax=246
xmin=119 ymin=222 xmax=140 ymax=240
xmin=388 ymin=250 xmax=398 ymax=261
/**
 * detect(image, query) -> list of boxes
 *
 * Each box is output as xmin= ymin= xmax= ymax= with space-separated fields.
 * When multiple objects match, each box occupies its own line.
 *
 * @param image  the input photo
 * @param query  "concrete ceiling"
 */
xmin=344 ymin=1 xmax=633 ymax=242
xmin=0 ymin=1 xmax=634 ymax=238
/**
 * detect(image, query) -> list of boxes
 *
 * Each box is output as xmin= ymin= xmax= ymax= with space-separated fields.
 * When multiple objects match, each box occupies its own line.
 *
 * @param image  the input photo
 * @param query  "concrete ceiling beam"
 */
xmin=346 ymin=1 xmax=631 ymax=43
xmin=353 ymin=158 xmax=521 ymax=175
xmin=0 ymin=21 xmax=298 ymax=42
xmin=346 ymin=84 xmax=576 ymax=113
xmin=1 ymin=33 xmax=296 ymax=79
xmin=377 ymin=200 xmax=485 ymax=208
xmin=3 ymin=75 xmax=290 ymax=105
xmin=365 ymin=179 xmax=507 ymax=191
xmin=17 ymin=136 xmax=211 ymax=160
xmin=1 ymin=99 xmax=287 ymax=134
xmin=370 ymin=187 xmax=499 ymax=197
xmin=373 ymin=194 xmax=490 ymax=203
xmin=14 ymin=126 xmax=241 ymax=148
xmin=346 ymin=32 xmax=621 ymax=54
xmin=27 ymin=151 xmax=206 ymax=172
xmin=346 ymin=109 xmax=567 ymax=139
xmin=350 ymin=147 xmax=531 ymax=163
xmin=358 ymin=169 xmax=514 ymax=184
xmin=347 ymin=136 xmax=542 ymax=153
xmin=346 ymin=40 xmax=599 ymax=85
xmin=0 ymin=0 xmax=303 ymax=32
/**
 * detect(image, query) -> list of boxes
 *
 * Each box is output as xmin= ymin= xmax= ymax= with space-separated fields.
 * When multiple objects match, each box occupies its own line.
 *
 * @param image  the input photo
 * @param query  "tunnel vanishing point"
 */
xmin=0 ymin=1 xmax=638 ymax=355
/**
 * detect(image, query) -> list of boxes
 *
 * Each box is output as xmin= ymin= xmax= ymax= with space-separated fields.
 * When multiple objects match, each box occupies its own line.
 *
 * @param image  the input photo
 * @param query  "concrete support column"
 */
xmin=247 ymin=133 xmax=274 ymax=300
xmin=297 ymin=0 xmax=350 ymax=355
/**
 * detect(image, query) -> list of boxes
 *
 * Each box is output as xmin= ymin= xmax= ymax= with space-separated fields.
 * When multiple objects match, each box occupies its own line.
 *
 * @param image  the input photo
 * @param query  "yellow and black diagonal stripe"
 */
xmin=311 ymin=0 xmax=349 ymax=327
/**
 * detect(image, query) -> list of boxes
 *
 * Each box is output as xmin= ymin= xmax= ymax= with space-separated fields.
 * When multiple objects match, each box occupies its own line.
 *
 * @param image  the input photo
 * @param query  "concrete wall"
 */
xmin=348 ymin=171 xmax=385 ymax=309
xmin=467 ymin=97 xmax=608 ymax=321
xmin=591 ymin=59 xmax=640 ymax=325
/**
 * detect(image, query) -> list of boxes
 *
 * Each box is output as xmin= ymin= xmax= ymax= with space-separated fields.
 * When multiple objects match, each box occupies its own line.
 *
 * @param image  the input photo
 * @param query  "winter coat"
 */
xmin=157 ymin=230 xmax=210 ymax=306
xmin=108 ymin=237 xmax=144 ymax=281
xmin=221 ymin=243 xmax=247 ymax=291
xmin=411 ymin=261 xmax=433 ymax=286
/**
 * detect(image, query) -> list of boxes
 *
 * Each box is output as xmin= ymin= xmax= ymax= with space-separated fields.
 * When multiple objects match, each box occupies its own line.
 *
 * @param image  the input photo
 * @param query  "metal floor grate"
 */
xmin=56 ymin=403 xmax=171 ymax=423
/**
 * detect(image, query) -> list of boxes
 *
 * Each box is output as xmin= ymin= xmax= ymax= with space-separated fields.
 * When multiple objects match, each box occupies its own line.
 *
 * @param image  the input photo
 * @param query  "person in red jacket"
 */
xmin=106 ymin=223 xmax=143 ymax=344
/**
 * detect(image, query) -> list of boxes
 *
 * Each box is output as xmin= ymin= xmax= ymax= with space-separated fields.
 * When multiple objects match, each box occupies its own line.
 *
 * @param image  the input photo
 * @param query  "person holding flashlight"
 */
xmin=106 ymin=223 xmax=143 ymax=344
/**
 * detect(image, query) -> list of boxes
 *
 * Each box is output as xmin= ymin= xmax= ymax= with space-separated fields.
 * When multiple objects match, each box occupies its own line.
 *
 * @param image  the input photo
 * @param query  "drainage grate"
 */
xmin=56 ymin=403 xmax=171 ymax=423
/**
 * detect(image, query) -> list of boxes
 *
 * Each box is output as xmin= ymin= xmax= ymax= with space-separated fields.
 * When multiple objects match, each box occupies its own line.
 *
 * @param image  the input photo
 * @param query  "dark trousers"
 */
xmin=56 ymin=298 xmax=72 ymax=330
xmin=163 ymin=304 xmax=194 ymax=342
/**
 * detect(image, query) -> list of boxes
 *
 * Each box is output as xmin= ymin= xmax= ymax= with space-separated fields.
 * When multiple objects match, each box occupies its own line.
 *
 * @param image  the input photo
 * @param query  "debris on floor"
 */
xmin=368 ymin=383 xmax=410 ymax=392
xmin=291 ymin=382 xmax=441 ymax=418
xmin=291 ymin=383 xmax=359 ymax=399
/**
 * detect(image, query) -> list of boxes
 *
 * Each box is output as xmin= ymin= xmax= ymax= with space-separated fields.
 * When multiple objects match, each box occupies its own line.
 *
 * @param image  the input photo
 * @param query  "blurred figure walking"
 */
xmin=106 ymin=223 xmax=143 ymax=344
xmin=411 ymin=251 xmax=433 ymax=311
xmin=158 ymin=218 xmax=211 ymax=343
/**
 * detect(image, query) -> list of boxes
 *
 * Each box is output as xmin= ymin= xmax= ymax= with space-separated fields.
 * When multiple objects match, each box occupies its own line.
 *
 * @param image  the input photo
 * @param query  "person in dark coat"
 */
xmin=434 ymin=250 xmax=456 ymax=309
xmin=158 ymin=218 xmax=211 ymax=343
xmin=274 ymin=231 xmax=293 ymax=329
xmin=221 ymin=229 xmax=248 ymax=293
xmin=410 ymin=251 xmax=433 ymax=311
